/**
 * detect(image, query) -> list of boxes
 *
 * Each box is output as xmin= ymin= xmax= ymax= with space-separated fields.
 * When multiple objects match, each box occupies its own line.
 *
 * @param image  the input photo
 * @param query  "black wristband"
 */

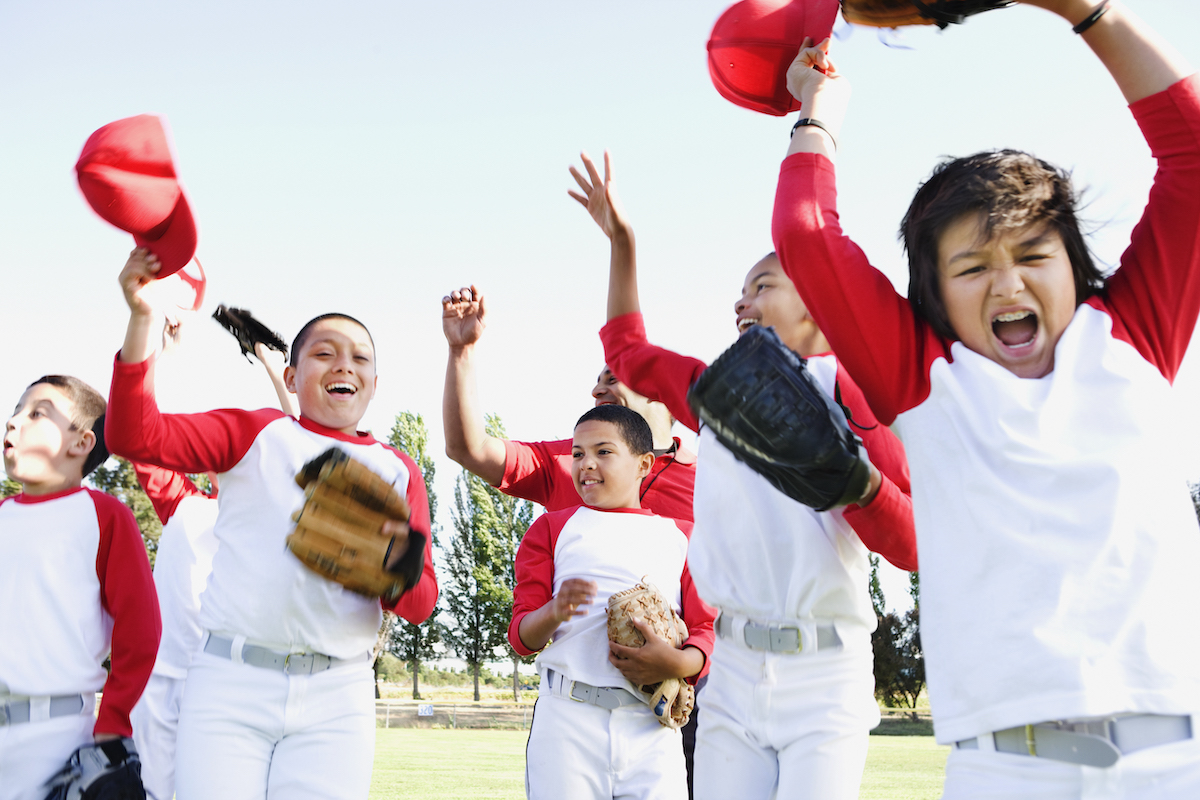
xmin=1072 ymin=0 xmax=1110 ymax=35
xmin=791 ymin=118 xmax=836 ymax=150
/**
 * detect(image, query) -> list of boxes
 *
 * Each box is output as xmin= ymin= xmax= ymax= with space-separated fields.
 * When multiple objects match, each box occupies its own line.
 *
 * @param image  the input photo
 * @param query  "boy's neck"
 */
xmin=20 ymin=474 xmax=84 ymax=497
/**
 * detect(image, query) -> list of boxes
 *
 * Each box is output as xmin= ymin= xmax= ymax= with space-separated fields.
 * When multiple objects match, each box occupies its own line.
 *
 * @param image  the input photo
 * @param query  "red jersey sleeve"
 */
xmin=508 ymin=513 xmax=562 ymax=656
xmin=833 ymin=363 xmax=918 ymax=571
xmin=674 ymin=521 xmax=716 ymax=683
xmin=498 ymin=438 xmax=582 ymax=512
xmin=106 ymin=354 xmax=284 ymax=474
xmin=1099 ymin=75 xmax=1200 ymax=381
xmin=599 ymin=313 xmax=706 ymax=433
xmin=131 ymin=462 xmax=205 ymax=524
xmin=772 ymin=155 xmax=948 ymax=424
xmin=383 ymin=449 xmax=439 ymax=624
xmin=90 ymin=490 xmax=160 ymax=738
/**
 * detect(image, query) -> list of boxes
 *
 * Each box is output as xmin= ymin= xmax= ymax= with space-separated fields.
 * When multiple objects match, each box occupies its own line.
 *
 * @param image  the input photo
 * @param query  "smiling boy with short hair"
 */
xmin=106 ymin=247 xmax=438 ymax=799
xmin=510 ymin=404 xmax=714 ymax=800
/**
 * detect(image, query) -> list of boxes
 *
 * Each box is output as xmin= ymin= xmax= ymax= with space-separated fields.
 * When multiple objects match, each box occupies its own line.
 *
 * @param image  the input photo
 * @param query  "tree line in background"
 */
xmin=9 ymin=426 xmax=1200 ymax=709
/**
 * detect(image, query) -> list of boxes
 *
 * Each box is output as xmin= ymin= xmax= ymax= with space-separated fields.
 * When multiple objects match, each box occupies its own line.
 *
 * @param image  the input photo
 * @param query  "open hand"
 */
xmin=568 ymin=151 xmax=631 ymax=241
xmin=442 ymin=285 xmax=487 ymax=347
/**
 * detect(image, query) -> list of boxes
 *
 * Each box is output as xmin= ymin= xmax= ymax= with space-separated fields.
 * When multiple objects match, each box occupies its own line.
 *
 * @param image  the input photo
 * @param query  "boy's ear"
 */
xmin=637 ymin=451 xmax=654 ymax=479
xmin=283 ymin=365 xmax=297 ymax=393
xmin=69 ymin=429 xmax=96 ymax=462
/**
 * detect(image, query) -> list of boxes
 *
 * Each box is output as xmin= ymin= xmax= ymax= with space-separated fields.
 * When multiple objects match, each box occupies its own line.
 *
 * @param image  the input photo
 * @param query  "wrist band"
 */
xmin=1072 ymin=0 xmax=1110 ymax=35
xmin=791 ymin=118 xmax=837 ymax=150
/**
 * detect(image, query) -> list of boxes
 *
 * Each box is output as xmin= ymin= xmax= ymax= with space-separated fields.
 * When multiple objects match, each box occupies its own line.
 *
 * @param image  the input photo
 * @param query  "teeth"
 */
xmin=737 ymin=319 xmax=758 ymax=332
xmin=994 ymin=311 xmax=1032 ymax=323
xmin=325 ymin=382 xmax=356 ymax=394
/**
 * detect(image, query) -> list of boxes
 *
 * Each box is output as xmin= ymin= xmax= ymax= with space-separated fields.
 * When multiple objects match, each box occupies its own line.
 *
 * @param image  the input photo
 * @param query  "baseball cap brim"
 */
xmin=707 ymin=0 xmax=840 ymax=116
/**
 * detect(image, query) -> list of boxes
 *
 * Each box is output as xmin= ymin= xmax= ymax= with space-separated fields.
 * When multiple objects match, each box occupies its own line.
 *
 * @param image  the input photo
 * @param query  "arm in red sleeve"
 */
xmin=384 ymin=450 xmax=438 ymax=623
xmin=508 ymin=515 xmax=556 ymax=656
xmin=131 ymin=462 xmax=204 ymax=525
xmin=497 ymin=438 xmax=583 ymax=513
xmin=772 ymin=155 xmax=946 ymax=424
xmin=834 ymin=364 xmax=917 ymax=571
xmin=1103 ymin=75 xmax=1200 ymax=382
xmin=90 ymin=491 xmax=160 ymax=738
xmin=677 ymin=521 xmax=715 ymax=683
xmin=106 ymin=353 xmax=284 ymax=474
xmin=600 ymin=312 xmax=706 ymax=433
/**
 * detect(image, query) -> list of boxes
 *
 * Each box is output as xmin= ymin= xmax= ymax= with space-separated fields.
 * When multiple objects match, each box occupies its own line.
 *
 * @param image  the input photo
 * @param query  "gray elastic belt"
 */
xmin=545 ymin=668 xmax=643 ymax=711
xmin=0 ymin=694 xmax=86 ymax=726
xmin=716 ymin=613 xmax=842 ymax=654
xmin=204 ymin=633 xmax=359 ymax=676
xmin=956 ymin=714 xmax=1194 ymax=768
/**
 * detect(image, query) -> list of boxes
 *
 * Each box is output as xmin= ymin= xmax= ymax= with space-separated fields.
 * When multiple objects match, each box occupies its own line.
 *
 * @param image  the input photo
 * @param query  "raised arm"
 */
xmin=568 ymin=150 xmax=640 ymax=321
xmin=254 ymin=342 xmax=299 ymax=417
xmin=119 ymin=248 xmax=165 ymax=365
xmin=442 ymin=286 xmax=507 ymax=486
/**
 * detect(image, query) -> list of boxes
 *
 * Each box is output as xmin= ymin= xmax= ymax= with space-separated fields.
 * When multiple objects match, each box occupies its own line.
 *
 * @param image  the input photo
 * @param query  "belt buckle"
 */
xmin=568 ymin=681 xmax=586 ymax=703
xmin=770 ymin=626 xmax=802 ymax=653
xmin=284 ymin=652 xmax=309 ymax=675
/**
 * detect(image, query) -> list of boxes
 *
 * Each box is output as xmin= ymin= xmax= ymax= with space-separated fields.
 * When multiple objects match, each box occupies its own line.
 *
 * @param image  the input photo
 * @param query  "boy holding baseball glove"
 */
xmin=106 ymin=247 xmax=438 ymax=800
xmin=509 ymin=404 xmax=715 ymax=800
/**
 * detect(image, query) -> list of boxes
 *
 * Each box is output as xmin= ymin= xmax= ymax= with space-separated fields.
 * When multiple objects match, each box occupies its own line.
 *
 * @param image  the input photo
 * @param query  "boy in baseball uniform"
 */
xmin=511 ymin=404 xmax=715 ymax=800
xmin=775 ymin=2 xmax=1200 ymax=796
xmin=107 ymin=247 xmax=438 ymax=800
xmin=570 ymin=150 xmax=916 ymax=800
xmin=1 ymin=375 xmax=160 ymax=800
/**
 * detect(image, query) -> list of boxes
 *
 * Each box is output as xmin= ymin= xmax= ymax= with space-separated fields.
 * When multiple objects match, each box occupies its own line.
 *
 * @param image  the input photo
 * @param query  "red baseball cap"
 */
xmin=76 ymin=114 xmax=197 ymax=278
xmin=707 ymin=0 xmax=840 ymax=116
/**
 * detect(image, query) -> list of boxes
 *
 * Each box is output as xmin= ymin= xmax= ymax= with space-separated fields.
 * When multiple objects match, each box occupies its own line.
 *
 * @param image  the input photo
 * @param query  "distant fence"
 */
xmin=376 ymin=699 xmax=534 ymax=730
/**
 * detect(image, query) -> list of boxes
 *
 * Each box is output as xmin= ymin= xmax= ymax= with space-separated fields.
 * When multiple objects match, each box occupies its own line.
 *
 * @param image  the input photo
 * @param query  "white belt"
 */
xmin=715 ymin=612 xmax=841 ymax=654
xmin=0 ymin=693 xmax=90 ymax=726
xmin=955 ymin=714 xmax=1194 ymax=768
xmin=203 ymin=632 xmax=367 ymax=675
xmin=544 ymin=668 xmax=643 ymax=710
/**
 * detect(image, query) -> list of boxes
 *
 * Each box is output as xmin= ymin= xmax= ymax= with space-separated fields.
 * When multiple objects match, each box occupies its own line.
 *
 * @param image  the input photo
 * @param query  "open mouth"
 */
xmin=325 ymin=382 xmax=357 ymax=395
xmin=992 ymin=310 xmax=1037 ymax=349
xmin=737 ymin=318 xmax=758 ymax=334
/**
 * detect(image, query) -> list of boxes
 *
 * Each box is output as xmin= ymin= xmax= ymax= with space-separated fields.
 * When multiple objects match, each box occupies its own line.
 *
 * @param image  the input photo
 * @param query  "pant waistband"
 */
xmin=544 ymin=668 xmax=643 ymax=711
xmin=955 ymin=714 xmax=1194 ymax=768
xmin=203 ymin=632 xmax=366 ymax=676
xmin=0 ymin=693 xmax=90 ymax=726
xmin=715 ymin=612 xmax=842 ymax=654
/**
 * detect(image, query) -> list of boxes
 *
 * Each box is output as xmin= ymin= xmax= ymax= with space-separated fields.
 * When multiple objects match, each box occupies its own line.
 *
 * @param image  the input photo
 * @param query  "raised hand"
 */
xmin=442 ymin=285 xmax=487 ymax=348
xmin=119 ymin=247 xmax=163 ymax=318
xmin=568 ymin=151 xmax=632 ymax=241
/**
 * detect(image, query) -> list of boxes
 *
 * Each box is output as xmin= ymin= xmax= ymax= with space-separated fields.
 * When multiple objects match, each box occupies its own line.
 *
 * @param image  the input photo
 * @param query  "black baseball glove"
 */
xmin=687 ymin=326 xmax=871 ymax=512
xmin=43 ymin=738 xmax=146 ymax=800
xmin=841 ymin=0 xmax=1015 ymax=29
xmin=212 ymin=304 xmax=289 ymax=361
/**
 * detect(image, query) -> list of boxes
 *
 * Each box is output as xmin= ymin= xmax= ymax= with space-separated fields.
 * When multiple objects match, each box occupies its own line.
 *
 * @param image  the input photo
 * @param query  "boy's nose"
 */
xmin=991 ymin=265 xmax=1025 ymax=298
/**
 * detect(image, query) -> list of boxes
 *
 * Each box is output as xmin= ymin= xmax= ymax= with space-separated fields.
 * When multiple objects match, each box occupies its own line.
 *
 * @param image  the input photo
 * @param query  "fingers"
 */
xmin=569 ymin=164 xmax=593 ymax=196
xmin=603 ymin=150 xmax=613 ymax=187
xmin=441 ymin=285 xmax=484 ymax=310
xmin=580 ymin=151 xmax=602 ymax=190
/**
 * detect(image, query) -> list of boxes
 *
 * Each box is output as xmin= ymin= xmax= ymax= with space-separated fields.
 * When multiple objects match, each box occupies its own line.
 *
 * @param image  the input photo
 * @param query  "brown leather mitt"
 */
xmin=287 ymin=448 xmax=424 ymax=602
xmin=607 ymin=580 xmax=695 ymax=729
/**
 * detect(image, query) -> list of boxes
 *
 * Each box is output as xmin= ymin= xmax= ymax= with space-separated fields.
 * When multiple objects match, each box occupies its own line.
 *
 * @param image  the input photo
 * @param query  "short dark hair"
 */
xmin=289 ymin=313 xmax=375 ymax=367
xmin=575 ymin=405 xmax=653 ymax=456
xmin=28 ymin=375 xmax=108 ymax=477
xmin=900 ymin=149 xmax=1106 ymax=340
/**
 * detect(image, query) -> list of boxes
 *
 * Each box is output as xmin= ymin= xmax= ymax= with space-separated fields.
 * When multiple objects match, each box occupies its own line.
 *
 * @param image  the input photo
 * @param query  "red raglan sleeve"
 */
xmin=599 ymin=313 xmax=706 ymax=433
xmin=497 ymin=438 xmax=580 ymax=511
xmin=772 ymin=154 xmax=948 ymax=424
xmin=835 ymin=364 xmax=918 ymax=571
xmin=508 ymin=514 xmax=557 ymax=656
xmin=1102 ymin=75 xmax=1200 ymax=382
xmin=107 ymin=354 xmax=283 ymax=474
xmin=384 ymin=451 xmax=438 ymax=624
xmin=676 ymin=521 xmax=716 ymax=683
xmin=91 ymin=491 xmax=160 ymax=738
xmin=131 ymin=462 xmax=204 ymax=525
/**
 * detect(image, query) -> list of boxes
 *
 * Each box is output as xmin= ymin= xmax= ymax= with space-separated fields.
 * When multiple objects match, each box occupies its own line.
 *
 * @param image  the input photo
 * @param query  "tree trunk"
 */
xmin=473 ymin=661 xmax=481 ymax=702
xmin=512 ymin=656 xmax=520 ymax=702
xmin=373 ymin=659 xmax=381 ymax=699
xmin=411 ymin=658 xmax=420 ymax=700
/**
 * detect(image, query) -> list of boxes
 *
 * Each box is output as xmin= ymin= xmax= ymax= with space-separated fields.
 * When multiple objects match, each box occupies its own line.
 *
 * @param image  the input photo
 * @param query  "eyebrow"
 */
xmin=747 ymin=270 xmax=774 ymax=286
xmin=947 ymin=231 xmax=1056 ymax=266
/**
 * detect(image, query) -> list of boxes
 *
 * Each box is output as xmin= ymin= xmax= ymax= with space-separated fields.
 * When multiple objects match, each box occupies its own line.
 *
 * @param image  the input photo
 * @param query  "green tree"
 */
xmin=383 ymin=411 xmax=444 ymax=700
xmin=1 ymin=476 xmax=21 ymax=498
xmin=89 ymin=457 xmax=162 ymax=568
xmin=441 ymin=415 xmax=534 ymax=702
xmin=869 ymin=557 xmax=926 ymax=711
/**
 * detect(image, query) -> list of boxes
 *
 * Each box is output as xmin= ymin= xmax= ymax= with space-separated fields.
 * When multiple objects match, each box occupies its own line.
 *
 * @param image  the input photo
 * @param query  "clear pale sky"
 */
xmin=3 ymin=1 xmax=1198 ymax=610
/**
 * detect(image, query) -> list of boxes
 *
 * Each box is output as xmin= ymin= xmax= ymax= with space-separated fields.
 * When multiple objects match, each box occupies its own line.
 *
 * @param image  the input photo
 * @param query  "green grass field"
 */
xmin=369 ymin=729 xmax=949 ymax=799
